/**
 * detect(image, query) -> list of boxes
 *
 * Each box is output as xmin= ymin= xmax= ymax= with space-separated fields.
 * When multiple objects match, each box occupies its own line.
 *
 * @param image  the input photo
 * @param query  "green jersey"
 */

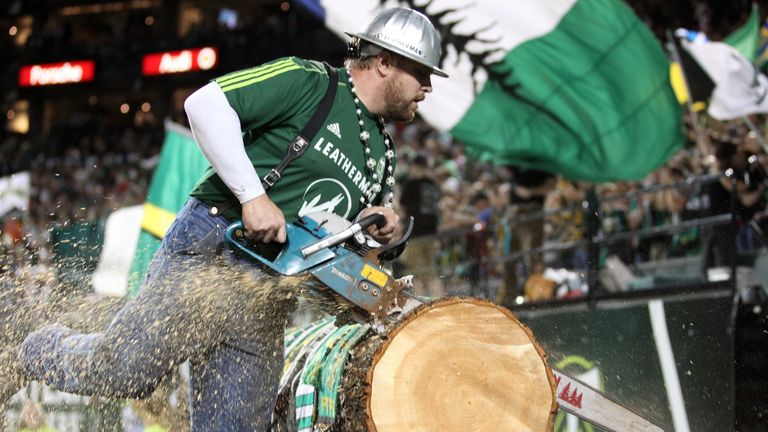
xmin=190 ymin=57 xmax=393 ymax=222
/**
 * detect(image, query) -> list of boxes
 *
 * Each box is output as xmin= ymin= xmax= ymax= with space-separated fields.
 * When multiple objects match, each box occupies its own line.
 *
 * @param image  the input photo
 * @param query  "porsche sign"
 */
xmin=19 ymin=60 xmax=95 ymax=87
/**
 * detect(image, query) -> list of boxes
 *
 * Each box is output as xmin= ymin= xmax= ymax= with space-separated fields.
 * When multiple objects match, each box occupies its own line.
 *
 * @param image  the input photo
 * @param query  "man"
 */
xmin=496 ymin=167 xmax=556 ymax=305
xmin=398 ymin=154 xmax=443 ymax=297
xmin=701 ymin=140 xmax=767 ymax=270
xmin=464 ymin=191 xmax=493 ymax=297
xmin=2 ymin=8 xmax=446 ymax=430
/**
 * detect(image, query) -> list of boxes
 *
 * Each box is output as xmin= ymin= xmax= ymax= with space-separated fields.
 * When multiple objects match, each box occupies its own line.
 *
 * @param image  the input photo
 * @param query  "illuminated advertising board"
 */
xmin=142 ymin=47 xmax=218 ymax=76
xmin=18 ymin=60 xmax=96 ymax=87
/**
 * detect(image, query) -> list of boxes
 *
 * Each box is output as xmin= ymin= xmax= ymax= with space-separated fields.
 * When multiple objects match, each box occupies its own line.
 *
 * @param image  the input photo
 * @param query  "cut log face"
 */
xmin=366 ymin=297 xmax=556 ymax=432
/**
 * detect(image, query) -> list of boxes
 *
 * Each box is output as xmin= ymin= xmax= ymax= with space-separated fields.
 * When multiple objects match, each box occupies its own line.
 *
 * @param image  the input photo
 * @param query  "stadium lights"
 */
xmin=6 ymin=101 xmax=29 ymax=134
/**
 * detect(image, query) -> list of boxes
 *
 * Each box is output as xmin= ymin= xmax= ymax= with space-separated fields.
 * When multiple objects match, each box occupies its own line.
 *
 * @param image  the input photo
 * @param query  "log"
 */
xmin=275 ymin=297 xmax=557 ymax=431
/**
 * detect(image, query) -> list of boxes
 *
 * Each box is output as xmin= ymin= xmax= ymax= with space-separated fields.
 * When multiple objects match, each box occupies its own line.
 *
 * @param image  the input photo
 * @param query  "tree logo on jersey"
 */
xmin=299 ymin=178 xmax=352 ymax=218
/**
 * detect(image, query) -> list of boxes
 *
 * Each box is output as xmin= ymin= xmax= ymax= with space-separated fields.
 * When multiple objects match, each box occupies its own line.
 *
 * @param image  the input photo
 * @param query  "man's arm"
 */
xmin=184 ymin=82 xmax=286 ymax=242
xmin=184 ymin=82 xmax=264 ymax=203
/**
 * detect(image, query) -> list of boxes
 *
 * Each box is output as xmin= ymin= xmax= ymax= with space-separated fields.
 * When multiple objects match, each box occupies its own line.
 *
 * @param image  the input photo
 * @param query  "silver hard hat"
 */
xmin=345 ymin=8 xmax=448 ymax=78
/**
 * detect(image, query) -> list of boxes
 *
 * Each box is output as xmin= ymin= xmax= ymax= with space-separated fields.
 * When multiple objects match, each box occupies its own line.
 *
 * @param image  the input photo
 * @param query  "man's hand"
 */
xmin=241 ymin=195 xmax=286 ymax=243
xmin=359 ymin=206 xmax=399 ymax=244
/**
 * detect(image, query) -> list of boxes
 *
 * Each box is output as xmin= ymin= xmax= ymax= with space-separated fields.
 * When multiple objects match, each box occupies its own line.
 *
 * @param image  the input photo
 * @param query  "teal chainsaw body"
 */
xmin=224 ymin=212 xmax=412 ymax=318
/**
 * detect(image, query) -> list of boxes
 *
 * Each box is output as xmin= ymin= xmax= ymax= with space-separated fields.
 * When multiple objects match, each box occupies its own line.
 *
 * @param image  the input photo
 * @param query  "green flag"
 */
xmin=724 ymin=3 xmax=760 ymax=61
xmin=302 ymin=0 xmax=683 ymax=182
xmin=442 ymin=0 xmax=683 ymax=181
xmin=127 ymin=121 xmax=209 ymax=297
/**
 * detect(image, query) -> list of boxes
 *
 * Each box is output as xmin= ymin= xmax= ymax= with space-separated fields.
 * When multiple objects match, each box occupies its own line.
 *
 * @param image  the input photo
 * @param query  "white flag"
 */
xmin=92 ymin=205 xmax=143 ymax=297
xmin=683 ymin=39 xmax=768 ymax=120
xmin=0 ymin=171 xmax=30 ymax=217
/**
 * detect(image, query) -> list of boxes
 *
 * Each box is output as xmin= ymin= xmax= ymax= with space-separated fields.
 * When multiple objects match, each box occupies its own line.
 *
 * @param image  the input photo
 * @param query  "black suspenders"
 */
xmin=261 ymin=63 xmax=339 ymax=191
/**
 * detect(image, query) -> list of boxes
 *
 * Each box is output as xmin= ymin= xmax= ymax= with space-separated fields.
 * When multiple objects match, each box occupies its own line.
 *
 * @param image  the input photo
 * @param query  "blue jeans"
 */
xmin=737 ymin=222 xmax=765 ymax=253
xmin=20 ymin=198 xmax=296 ymax=431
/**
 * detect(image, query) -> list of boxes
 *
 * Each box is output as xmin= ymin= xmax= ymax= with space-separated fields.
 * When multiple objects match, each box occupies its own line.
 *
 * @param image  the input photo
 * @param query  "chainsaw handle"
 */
xmin=226 ymin=214 xmax=386 ymax=261
xmin=300 ymin=212 xmax=385 ymax=257
xmin=355 ymin=212 xmax=387 ymax=231
xmin=225 ymin=220 xmax=245 ymax=242
xmin=224 ymin=221 xmax=266 ymax=262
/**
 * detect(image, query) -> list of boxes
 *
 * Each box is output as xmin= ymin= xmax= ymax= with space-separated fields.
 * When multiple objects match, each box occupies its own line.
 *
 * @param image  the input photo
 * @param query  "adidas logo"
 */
xmin=327 ymin=122 xmax=341 ymax=139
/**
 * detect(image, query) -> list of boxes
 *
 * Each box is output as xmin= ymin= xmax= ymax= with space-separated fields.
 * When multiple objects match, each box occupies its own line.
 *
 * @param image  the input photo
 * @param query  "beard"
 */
xmin=381 ymin=76 xmax=416 ymax=122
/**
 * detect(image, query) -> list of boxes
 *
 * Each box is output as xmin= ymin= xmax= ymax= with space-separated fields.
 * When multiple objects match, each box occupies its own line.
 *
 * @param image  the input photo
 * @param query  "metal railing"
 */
xmin=397 ymin=171 xmax=755 ymax=307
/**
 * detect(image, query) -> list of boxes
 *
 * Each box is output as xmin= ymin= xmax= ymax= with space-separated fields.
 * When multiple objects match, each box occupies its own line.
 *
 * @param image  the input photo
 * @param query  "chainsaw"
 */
xmin=225 ymin=211 xmax=416 ymax=321
xmin=225 ymin=211 xmax=669 ymax=432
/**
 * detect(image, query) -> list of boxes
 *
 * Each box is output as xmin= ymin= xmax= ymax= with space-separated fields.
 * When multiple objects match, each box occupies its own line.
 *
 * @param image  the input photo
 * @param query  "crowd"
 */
xmin=1 ymin=109 xmax=159 ymax=276
xmin=386 ymin=113 xmax=768 ymax=302
xmin=3 ymin=107 xmax=768 ymax=306
xmin=630 ymin=0 xmax=765 ymax=41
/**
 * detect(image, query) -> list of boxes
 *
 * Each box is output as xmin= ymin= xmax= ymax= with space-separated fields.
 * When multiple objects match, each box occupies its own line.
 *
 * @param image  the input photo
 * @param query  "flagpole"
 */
xmin=741 ymin=116 xmax=768 ymax=153
xmin=666 ymin=30 xmax=711 ymax=160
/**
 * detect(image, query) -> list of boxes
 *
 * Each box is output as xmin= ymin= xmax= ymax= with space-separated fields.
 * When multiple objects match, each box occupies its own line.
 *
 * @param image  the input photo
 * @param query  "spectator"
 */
xmin=463 ymin=191 xmax=493 ymax=298
xmin=597 ymin=182 xmax=643 ymax=265
xmin=543 ymin=178 xmax=588 ymax=269
xmin=638 ymin=165 xmax=687 ymax=262
xmin=700 ymin=140 xmax=766 ymax=271
xmin=1 ymin=212 xmax=24 ymax=247
xmin=398 ymin=155 xmax=443 ymax=297
xmin=497 ymin=167 xmax=556 ymax=305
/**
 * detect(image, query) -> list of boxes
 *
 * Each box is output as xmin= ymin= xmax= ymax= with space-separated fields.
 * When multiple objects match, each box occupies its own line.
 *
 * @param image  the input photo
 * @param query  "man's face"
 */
xmin=381 ymin=57 xmax=433 ymax=122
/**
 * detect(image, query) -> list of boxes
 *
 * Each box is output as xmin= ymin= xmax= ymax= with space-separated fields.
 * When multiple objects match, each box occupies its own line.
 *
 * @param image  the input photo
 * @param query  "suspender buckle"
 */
xmin=292 ymin=136 xmax=308 ymax=152
xmin=262 ymin=169 xmax=282 ymax=188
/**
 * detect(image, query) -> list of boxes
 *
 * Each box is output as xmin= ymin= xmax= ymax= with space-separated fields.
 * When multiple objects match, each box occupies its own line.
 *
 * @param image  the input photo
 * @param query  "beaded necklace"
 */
xmin=345 ymin=67 xmax=395 ymax=209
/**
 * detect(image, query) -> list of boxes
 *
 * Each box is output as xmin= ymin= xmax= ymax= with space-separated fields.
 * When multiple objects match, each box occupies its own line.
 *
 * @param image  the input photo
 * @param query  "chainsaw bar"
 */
xmin=552 ymin=369 xmax=668 ymax=432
